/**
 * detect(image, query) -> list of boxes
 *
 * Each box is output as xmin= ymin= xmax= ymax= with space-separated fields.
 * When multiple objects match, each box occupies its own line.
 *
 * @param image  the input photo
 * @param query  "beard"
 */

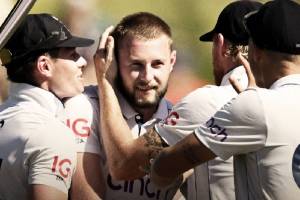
xmin=115 ymin=70 xmax=167 ymax=109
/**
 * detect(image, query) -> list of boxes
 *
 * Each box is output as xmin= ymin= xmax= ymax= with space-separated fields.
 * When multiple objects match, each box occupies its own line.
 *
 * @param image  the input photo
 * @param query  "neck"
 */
xmin=263 ymin=60 xmax=300 ymax=88
xmin=134 ymin=105 xmax=157 ymax=122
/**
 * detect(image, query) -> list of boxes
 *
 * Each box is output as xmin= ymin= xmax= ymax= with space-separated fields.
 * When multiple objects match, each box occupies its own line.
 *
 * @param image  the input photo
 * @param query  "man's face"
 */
xmin=117 ymin=34 xmax=176 ymax=109
xmin=49 ymin=47 xmax=87 ymax=99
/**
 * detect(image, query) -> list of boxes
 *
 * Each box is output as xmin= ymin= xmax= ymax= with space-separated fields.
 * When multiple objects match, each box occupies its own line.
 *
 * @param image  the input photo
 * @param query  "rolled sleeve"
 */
xmin=195 ymin=89 xmax=267 ymax=160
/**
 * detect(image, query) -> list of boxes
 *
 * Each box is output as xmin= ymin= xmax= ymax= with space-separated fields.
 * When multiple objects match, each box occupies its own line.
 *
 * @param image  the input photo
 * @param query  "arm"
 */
xmin=30 ymin=185 xmax=67 ymax=200
xmin=151 ymin=133 xmax=216 ymax=187
xmin=94 ymin=27 xmax=167 ymax=180
xmin=70 ymin=152 xmax=105 ymax=200
xmin=151 ymin=87 xmax=268 ymax=187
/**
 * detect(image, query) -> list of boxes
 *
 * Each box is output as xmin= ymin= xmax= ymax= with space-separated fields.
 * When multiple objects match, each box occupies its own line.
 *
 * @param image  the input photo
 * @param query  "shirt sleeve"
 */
xmin=194 ymin=88 xmax=267 ymax=160
xmin=25 ymin=121 xmax=77 ymax=194
xmin=64 ymin=93 xmax=101 ymax=155
xmin=155 ymin=86 xmax=233 ymax=145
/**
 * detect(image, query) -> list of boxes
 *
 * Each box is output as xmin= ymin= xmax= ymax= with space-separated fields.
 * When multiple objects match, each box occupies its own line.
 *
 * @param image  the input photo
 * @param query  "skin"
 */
xmin=92 ymin=29 xmax=242 ymax=183
xmin=94 ymin=26 xmax=177 ymax=180
xmin=150 ymin=39 xmax=300 ymax=187
xmin=212 ymin=33 xmax=240 ymax=85
xmin=149 ymin=33 xmax=250 ymax=187
xmin=67 ymin=25 xmax=176 ymax=199
xmin=117 ymin=34 xmax=175 ymax=120
xmin=30 ymin=47 xmax=88 ymax=200
xmin=150 ymin=52 xmax=254 ymax=187
xmin=38 ymin=47 xmax=87 ymax=99
xmin=70 ymin=153 xmax=105 ymax=200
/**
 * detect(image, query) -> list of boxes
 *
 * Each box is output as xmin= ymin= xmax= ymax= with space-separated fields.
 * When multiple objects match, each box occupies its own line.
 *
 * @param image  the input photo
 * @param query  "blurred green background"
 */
xmin=1 ymin=0 xmax=271 ymax=102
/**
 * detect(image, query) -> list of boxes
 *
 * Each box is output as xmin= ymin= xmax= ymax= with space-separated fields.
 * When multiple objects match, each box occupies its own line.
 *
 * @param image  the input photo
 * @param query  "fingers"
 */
xmin=93 ymin=26 xmax=115 ymax=80
xmin=229 ymin=76 xmax=243 ymax=94
xmin=105 ymin=36 xmax=114 ymax=63
xmin=230 ymin=53 xmax=257 ymax=93
xmin=237 ymin=53 xmax=256 ymax=87
xmin=98 ymin=25 xmax=114 ymax=50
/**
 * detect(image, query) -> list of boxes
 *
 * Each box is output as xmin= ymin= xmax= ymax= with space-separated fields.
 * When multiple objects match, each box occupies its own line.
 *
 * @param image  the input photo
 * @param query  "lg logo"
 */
xmin=51 ymin=156 xmax=72 ymax=179
xmin=66 ymin=118 xmax=91 ymax=137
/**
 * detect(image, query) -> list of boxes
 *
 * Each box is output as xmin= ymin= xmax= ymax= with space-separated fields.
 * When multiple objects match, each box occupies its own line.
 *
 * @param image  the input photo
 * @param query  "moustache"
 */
xmin=135 ymin=82 xmax=157 ymax=90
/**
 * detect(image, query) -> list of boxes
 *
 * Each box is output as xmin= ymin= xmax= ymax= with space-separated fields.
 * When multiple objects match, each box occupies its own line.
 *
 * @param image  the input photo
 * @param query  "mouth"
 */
xmin=136 ymin=85 xmax=155 ymax=92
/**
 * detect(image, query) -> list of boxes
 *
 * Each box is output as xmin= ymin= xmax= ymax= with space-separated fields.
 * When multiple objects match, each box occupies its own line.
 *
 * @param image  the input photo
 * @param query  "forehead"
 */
xmin=118 ymin=34 xmax=172 ymax=59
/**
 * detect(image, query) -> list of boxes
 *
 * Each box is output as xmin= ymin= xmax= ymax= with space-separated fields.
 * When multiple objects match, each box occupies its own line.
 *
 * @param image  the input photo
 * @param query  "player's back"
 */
xmin=234 ymin=76 xmax=300 ymax=200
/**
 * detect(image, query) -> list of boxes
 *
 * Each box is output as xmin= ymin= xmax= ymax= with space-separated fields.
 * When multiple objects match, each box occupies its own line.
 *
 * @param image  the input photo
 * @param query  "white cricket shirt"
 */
xmin=0 ymin=83 xmax=77 ymax=200
xmin=156 ymin=66 xmax=247 ymax=200
xmin=64 ymin=85 xmax=181 ymax=200
xmin=195 ymin=74 xmax=300 ymax=200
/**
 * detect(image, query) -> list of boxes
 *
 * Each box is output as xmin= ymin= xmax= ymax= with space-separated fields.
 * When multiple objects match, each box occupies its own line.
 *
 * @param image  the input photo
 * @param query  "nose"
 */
xmin=139 ymin=64 xmax=154 ymax=82
xmin=76 ymin=56 xmax=87 ymax=69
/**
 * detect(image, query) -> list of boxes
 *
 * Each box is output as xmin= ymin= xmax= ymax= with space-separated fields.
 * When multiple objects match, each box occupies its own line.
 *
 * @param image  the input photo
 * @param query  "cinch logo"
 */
xmin=206 ymin=117 xmax=228 ymax=142
xmin=164 ymin=111 xmax=179 ymax=126
xmin=107 ymin=174 xmax=164 ymax=199
xmin=66 ymin=118 xmax=91 ymax=137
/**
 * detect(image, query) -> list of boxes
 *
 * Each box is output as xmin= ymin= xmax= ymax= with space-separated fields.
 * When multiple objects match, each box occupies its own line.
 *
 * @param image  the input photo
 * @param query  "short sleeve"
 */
xmin=64 ymin=93 xmax=101 ymax=155
xmin=195 ymin=89 xmax=267 ymax=160
xmin=156 ymin=86 xmax=235 ymax=145
xmin=25 ymin=121 xmax=77 ymax=194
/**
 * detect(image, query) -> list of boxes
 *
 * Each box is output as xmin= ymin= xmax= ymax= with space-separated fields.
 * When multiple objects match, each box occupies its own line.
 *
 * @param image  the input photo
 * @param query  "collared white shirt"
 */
xmin=0 ymin=83 xmax=76 ymax=199
xmin=156 ymin=66 xmax=247 ymax=200
xmin=195 ymin=74 xmax=300 ymax=200
xmin=64 ymin=85 xmax=180 ymax=200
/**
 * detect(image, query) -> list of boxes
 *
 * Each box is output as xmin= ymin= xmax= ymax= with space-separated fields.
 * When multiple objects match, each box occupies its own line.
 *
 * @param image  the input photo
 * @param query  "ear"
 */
xmin=169 ymin=50 xmax=176 ymax=72
xmin=213 ymin=33 xmax=226 ymax=58
xmin=36 ymin=55 xmax=53 ymax=78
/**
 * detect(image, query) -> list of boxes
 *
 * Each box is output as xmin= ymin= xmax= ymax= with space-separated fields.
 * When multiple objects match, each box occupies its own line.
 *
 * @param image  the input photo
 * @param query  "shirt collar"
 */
xmin=270 ymin=74 xmax=300 ymax=89
xmin=220 ymin=65 xmax=248 ymax=87
xmin=9 ymin=83 xmax=64 ymax=116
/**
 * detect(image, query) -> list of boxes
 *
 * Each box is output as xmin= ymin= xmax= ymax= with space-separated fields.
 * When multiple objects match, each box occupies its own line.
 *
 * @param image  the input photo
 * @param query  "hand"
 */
xmin=229 ymin=52 xmax=257 ymax=93
xmin=94 ymin=26 xmax=115 ymax=81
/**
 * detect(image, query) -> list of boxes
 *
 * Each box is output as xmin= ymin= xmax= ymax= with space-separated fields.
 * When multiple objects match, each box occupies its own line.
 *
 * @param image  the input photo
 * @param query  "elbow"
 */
xmin=108 ymin=160 xmax=130 ymax=181
xmin=108 ymin=158 xmax=144 ymax=180
xmin=108 ymin=164 xmax=127 ymax=180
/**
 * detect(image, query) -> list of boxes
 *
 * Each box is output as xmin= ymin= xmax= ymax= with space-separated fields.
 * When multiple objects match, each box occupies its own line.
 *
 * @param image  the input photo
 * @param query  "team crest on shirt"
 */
xmin=163 ymin=111 xmax=179 ymax=126
xmin=292 ymin=144 xmax=300 ymax=188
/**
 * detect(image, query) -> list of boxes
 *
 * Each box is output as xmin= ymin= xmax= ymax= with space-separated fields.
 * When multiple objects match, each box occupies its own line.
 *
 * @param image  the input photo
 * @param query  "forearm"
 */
xmin=30 ymin=185 xmax=67 ymax=200
xmin=94 ymin=29 xmax=162 ymax=180
xmin=70 ymin=184 xmax=102 ymax=200
xmin=70 ymin=153 xmax=104 ymax=200
xmin=151 ymin=133 xmax=216 ymax=187
xmin=97 ymin=77 xmax=144 ymax=178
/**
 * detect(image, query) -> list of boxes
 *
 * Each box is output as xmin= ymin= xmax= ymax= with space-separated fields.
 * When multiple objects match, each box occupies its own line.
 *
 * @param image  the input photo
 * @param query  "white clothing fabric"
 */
xmin=155 ymin=66 xmax=247 ymax=200
xmin=195 ymin=74 xmax=300 ymax=200
xmin=0 ymin=83 xmax=76 ymax=200
xmin=64 ymin=85 xmax=181 ymax=200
